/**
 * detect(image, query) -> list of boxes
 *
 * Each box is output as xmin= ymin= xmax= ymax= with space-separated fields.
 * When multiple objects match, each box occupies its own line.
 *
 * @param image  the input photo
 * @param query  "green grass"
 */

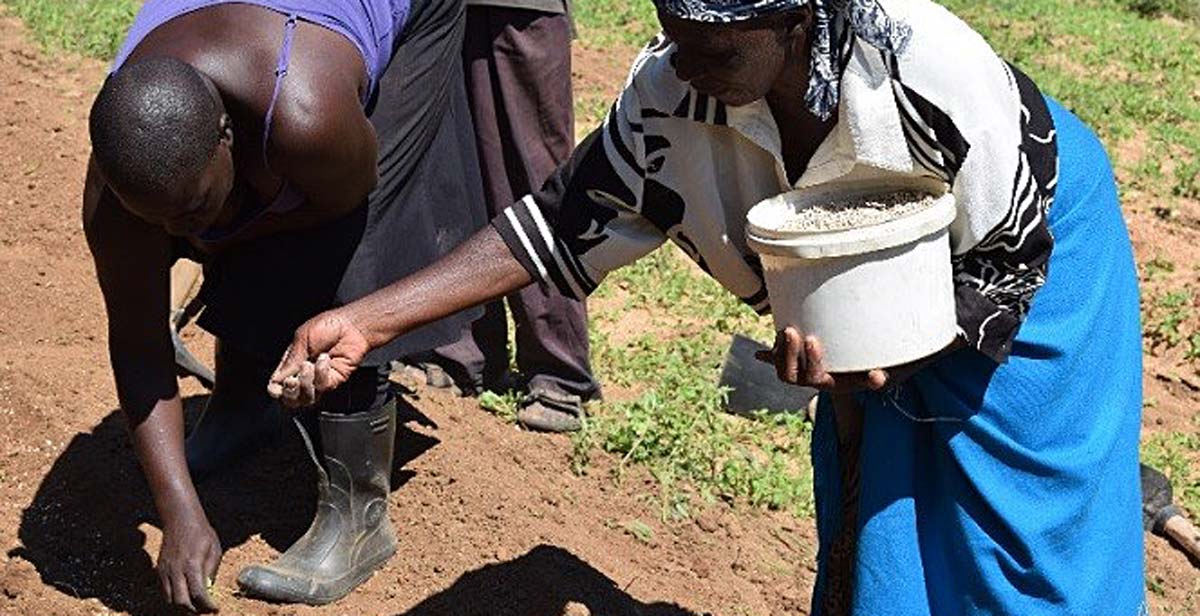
xmin=940 ymin=0 xmax=1200 ymax=201
xmin=575 ymin=247 xmax=812 ymax=520
xmin=573 ymin=0 xmax=658 ymax=50
xmin=1 ymin=0 xmax=137 ymax=59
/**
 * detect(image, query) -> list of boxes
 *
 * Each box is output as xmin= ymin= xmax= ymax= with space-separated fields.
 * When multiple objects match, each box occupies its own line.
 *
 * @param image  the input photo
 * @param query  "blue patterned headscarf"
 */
xmin=655 ymin=0 xmax=911 ymax=120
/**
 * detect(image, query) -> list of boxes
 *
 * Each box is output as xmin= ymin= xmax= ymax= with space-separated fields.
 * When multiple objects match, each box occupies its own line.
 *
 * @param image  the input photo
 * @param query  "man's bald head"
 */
xmin=89 ymin=56 xmax=225 ymax=205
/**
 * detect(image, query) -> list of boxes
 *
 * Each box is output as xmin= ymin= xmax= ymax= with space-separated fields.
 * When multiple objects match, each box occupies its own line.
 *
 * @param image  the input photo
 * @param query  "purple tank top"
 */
xmin=109 ymin=0 xmax=409 ymax=239
xmin=112 ymin=0 xmax=411 ymax=98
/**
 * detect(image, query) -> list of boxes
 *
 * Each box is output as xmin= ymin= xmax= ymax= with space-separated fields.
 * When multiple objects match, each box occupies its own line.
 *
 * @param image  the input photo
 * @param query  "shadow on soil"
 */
xmin=399 ymin=544 xmax=703 ymax=616
xmin=9 ymin=393 xmax=440 ymax=616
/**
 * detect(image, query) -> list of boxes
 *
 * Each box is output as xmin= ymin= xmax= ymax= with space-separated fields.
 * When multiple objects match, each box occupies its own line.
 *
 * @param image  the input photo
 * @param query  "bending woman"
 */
xmin=271 ymin=0 xmax=1145 ymax=613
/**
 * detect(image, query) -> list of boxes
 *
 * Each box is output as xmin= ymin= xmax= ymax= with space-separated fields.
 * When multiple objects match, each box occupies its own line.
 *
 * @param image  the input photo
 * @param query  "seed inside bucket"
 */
xmin=777 ymin=190 xmax=937 ymax=232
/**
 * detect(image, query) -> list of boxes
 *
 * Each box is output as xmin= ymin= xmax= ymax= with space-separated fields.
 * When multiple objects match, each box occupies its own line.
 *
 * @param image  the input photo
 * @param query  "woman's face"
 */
xmin=660 ymin=11 xmax=807 ymax=107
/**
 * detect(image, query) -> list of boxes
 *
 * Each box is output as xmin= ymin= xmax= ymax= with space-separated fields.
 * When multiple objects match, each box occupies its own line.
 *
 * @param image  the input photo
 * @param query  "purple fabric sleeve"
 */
xmin=111 ymin=0 xmax=411 ymax=99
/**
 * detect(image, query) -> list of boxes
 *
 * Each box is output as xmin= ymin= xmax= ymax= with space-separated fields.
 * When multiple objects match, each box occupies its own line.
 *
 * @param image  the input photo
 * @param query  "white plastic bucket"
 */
xmin=745 ymin=176 xmax=958 ymax=373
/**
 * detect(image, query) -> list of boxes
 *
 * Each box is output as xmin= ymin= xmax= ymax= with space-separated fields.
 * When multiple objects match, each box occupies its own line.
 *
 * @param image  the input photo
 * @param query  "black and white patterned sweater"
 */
xmin=492 ymin=0 xmax=1059 ymax=363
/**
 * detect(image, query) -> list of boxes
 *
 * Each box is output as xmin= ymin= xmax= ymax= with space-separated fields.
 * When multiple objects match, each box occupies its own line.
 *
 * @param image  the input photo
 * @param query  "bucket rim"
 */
xmin=745 ymin=178 xmax=956 ymax=259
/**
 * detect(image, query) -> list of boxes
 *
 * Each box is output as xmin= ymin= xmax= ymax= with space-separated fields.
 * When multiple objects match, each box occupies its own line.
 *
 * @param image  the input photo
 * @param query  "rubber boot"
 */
xmin=237 ymin=401 xmax=398 ymax=605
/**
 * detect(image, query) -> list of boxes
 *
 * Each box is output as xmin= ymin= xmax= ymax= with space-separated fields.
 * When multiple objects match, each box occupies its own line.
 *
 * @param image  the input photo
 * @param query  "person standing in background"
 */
xmin=411 ymin=0 xmax=601 ymax=432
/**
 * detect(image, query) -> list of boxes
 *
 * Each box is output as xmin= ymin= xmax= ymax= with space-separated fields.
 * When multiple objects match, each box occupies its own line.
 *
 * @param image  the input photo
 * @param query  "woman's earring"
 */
xmin=219 ymin=113 xmax=234 ymax=145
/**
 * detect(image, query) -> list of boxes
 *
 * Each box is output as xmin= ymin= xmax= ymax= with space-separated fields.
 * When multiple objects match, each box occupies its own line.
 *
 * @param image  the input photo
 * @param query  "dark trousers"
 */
xmin=430 ymin=5 xmax=598 ymax=400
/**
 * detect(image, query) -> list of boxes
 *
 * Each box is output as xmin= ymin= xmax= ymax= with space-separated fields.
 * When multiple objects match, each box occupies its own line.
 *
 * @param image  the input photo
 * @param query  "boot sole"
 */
xmin=239 ymin=542 xmax=398 ymax=606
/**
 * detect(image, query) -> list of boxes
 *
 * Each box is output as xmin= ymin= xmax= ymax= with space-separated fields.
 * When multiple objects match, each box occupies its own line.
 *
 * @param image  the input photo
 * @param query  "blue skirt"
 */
xmin=810 ymin=98 xmax=1146 ymax=615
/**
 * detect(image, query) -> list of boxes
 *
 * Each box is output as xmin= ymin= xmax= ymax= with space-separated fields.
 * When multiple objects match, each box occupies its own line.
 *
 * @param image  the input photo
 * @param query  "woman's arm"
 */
xmin=269 ymin=225 xmax=531 ymax=405
xmin=271 ymin=74 xmax=668 ymax=405
xmin=271 ymin=113 xmax=665 ymax=406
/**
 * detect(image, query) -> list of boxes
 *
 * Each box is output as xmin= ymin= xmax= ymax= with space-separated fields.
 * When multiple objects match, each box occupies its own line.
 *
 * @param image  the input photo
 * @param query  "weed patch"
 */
xmin=578 ymin=247 xmax=811 ymax=520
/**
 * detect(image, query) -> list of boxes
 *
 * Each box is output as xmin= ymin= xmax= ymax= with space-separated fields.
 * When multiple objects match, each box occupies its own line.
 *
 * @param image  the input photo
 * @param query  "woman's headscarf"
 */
xmin=653 ymin=0 xmax=912 ymax=120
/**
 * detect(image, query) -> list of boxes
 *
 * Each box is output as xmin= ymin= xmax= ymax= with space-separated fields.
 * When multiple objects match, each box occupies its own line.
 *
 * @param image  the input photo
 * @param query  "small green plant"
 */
xmin=1142 ymin=256 xmax=1176 ymax=281
xmin=1147 ymin=575 xmax=1166 ymax=598
xmin=1175 ymin=158 xmax=1200 ymax=200
xmin=1187 ymin=332 xmax=1200 ymax=361
xmin=620 ymin=519 xmax=655 ymax=544
xmin=478 ymin=390 xmax=521 ymax=423
xmin=1145 ymin=288 xmax=1194 ymax=351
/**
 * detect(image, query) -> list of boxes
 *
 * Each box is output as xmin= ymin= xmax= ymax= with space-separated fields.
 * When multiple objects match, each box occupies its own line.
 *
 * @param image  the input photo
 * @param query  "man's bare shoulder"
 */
xmin=83 ymin=156 xmax=171 ymax=268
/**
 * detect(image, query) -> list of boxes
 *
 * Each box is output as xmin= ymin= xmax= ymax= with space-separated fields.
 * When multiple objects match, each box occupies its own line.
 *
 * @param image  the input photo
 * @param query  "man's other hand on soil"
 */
xmin=158 ymin=515 xmax=222 ymax=613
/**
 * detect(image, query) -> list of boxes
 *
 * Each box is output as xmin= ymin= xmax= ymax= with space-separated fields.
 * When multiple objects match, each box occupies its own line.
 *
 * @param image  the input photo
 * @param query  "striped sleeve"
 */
xmin=890 ymin=5 xmax=1057 ymax=363
xmin=491 ymin=82 xmax=667 ymax=300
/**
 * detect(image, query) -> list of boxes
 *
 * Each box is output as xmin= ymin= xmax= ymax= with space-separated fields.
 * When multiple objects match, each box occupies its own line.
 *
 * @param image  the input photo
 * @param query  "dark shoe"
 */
xmin=392 ymin=361 xmax=481 ymax=397
xmin=185 ymin=399 xmax=284 ymax=484
xmin=421 ymin=363 xmax=463 ymax=392
xmin=185 ymin=340 xmax=287 ymax=482
xmin=516 ymin=388 xmax=584 ymax=433
xmin=237 ymin=402 xmax=398 ymax=605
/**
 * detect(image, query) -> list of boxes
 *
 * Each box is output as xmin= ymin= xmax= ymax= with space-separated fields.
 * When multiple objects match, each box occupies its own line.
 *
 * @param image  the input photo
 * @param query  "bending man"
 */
xmin=84 ymin=0 xmax=484 ymax=609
